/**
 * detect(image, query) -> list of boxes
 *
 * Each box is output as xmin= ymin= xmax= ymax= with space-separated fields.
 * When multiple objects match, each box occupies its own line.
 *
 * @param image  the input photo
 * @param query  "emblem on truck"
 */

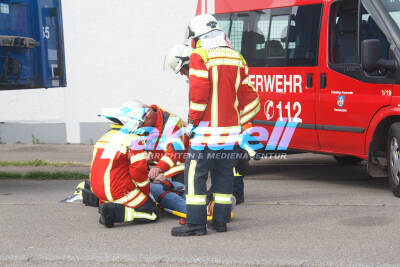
xmin=337 ymin=95 xmax=345 ymax=108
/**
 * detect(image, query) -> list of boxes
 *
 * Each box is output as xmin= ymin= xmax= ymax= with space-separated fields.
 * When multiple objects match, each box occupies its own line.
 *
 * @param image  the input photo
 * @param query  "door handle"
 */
xmin=306 ymin=74 xmax=313 ymax=88
xmin=320 ymin=74 xmax=327 ymax=89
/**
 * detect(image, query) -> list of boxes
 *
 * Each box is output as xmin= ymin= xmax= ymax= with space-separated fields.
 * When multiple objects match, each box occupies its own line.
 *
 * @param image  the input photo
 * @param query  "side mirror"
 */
xmin=361 ymin=39 xmax=397 ymax=73
xmin=361 ymin=39 xmax=381 ymax=73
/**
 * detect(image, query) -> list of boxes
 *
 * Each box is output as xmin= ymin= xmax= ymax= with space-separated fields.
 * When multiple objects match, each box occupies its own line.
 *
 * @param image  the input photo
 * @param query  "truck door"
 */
xmin=34 ymin=0 xmax=66 ymax=88
xmin=318 ymin=0 xmax=393 ymax=156
xmin=0 ymin=0 xmax=66 ymax=90
xmin=215 ymin=4 xmax=324 ymax=151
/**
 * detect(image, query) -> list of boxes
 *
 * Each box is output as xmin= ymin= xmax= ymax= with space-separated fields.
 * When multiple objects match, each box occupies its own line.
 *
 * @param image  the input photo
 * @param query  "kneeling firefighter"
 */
xmin=90 ymin=102 xmax=159 ymax=228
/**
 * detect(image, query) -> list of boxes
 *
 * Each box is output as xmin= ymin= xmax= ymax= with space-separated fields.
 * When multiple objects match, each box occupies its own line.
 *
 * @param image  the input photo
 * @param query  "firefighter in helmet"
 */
xmin=169 ymin=14 xmax=260 ymax=236
xmin=90 ymin=102 xmax=159 ymax=227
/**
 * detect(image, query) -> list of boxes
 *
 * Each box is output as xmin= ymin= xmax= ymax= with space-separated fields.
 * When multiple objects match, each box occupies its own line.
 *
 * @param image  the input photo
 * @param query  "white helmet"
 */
xmin=188 ymin=14 xmax=221 ymax=39
xmin=98 ymin=100 xmax=148 ymax=125
xmin=166 ymin=44 xmax=192 ymax=73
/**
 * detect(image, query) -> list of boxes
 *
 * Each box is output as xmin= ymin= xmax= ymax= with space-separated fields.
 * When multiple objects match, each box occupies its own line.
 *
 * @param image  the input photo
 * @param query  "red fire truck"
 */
xmin=195 ymin=0 xmax=400 ymax=196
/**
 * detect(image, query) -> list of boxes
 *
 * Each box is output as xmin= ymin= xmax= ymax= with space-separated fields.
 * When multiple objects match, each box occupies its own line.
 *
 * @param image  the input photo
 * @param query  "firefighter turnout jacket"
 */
xmin=144 ymin=105 xmax=188 ymax=178
xmin=188 ymin=46 xmax=260 ymax=145
xmin=90 ymin=125 xmax=150 ymax=208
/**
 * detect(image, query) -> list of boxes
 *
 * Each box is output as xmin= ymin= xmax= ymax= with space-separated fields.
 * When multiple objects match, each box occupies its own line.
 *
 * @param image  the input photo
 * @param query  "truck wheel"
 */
xmin=387 ymin=123 xmax=400 ymax=197
xmin=334 ymin=156 xmax=363 ymax=165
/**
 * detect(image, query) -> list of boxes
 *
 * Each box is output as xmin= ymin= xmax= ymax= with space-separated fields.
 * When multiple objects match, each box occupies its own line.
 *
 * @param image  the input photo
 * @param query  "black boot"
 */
xmin=207 ymin=220 xmax=227 ymax=232
xmin=171 ymin=224 xmax=207 ymax=236
xmin=98 ymin=202 xmax=125 ymax=228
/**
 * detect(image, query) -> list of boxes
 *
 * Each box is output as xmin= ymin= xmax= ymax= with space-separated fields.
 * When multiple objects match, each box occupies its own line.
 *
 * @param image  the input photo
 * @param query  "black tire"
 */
xmin=387 ymin=122 xmax=400 ymax=197
xmin=334 ymin=156 xmax=363 ymax=165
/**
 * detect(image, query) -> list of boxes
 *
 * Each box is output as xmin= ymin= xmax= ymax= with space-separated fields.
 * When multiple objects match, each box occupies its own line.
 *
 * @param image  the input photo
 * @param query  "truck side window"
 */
xmin=361 ymin=7 xmax=390 ymax=57
xmin=218 ymin=14 xmax=244 ymax=52
xmin=215 ymin=4 xmax=323 ymax=67
xmin=329 ymin=0 xmax=390 ymax=77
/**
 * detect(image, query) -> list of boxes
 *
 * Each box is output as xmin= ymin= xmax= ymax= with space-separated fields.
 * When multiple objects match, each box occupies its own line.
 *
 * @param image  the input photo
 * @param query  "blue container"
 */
xmin=0 ymin=0 xmax=66 ymax=90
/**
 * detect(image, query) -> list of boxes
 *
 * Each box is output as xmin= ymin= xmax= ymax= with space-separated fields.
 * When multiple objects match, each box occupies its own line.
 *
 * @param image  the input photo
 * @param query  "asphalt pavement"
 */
xmin=0 ymin=144 xmax=400 ymax=266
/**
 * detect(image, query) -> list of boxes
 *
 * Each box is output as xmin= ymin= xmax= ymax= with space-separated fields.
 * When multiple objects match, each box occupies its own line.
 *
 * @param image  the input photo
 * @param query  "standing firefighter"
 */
xmin=171 ymin=14 xmax=260 ymax=236
xmin=166 ymin=43 xmax=252 ymax=205
xmin=90 ymin=102 xmax=159 ymax=228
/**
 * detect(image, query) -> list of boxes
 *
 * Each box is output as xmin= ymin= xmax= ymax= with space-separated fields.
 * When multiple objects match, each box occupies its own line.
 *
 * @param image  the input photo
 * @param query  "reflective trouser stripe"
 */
xmin=233 ymin=167 xmax=241 ymax=176
xmin=186 ymin=195 xmax=207 ymax=205
xmin=124 ymin=207 xmax=157 ymax=222
xmin=186 ymin=159 xmax=206 ymax=205
xmin=124 ymin=207 xmax=135 ymax=222
xmin=187 ymin=160 xmax=197 ymax=196
xmin=134 ymin=211 xmax=158 ymax=221
xmin=213 ymin=193 xmax=233 ymax=204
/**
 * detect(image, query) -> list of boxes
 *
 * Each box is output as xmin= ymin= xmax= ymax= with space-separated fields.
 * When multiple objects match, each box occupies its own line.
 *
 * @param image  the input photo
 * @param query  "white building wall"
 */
xmin=0 ymin=0 xmax=196 ymax=143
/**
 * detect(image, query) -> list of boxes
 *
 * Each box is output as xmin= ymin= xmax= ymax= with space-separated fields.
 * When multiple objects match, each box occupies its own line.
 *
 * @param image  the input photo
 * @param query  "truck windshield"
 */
xmin=380 ymin=0 xmax=400 ymax=30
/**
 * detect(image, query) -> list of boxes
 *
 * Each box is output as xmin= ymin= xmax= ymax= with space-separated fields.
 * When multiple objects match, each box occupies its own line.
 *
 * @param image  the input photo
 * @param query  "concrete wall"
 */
xmin=0 ymin=0 xmax=196 ymax=144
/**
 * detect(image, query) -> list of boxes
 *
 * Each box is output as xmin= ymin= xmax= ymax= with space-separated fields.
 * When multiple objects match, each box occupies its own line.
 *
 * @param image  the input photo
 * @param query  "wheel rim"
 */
xmin=390 ymin=137 xmax=400 ymax=186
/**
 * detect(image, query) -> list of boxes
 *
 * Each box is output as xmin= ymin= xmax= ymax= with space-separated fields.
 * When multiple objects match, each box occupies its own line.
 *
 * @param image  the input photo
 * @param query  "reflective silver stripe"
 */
xmin=235 ymin=66 xmax=241 ymax=92
xmin=234 ymin=67 xmax=241 ymax=124
xmin=245 ymin=66 xmax=249 ymax=75
xmin=135 ymin=179 xmax=150 ymax=187
xmin=240 ymin=97 xmax=260 ymax=116
xmin=234 ymin=97 xmax=240 ymax=125
xmin=112 ymin=187 xmax=140 ymax=204
xmin=211 ymin=66 xmax=219 ymax=127
xmin=186 ymin=195 xmax=207 ymax=205
xmin=160 ymin=156 xmax=174 ymax=168
xmin=187 ymin=160 xmax=197 ymax=196
xmin=130 ymin=152 xmax=147 ymax=164
xmin=190 ymin=101 xmax=207 ymax=112
xmin=134 ymin=211 xmax=158 ymax=221
xmin=164 ymin=164 xmax=185 ymax=177
xmin=124 ymin=207 xmax=135 ymax=222
xmin=214 ymin=193 xmax=232 ymax=204
xmin=189 ymin=69 xmax=209 ymax=78
xmin=242 ymin=77 xmax=249 ymax=85
xmin=126 ymin=192 xmax=147 ymax=208
xmin=206 ymin=58 xmax=244 ymax=69
xmin=240 ymin=103 xmax=261 ymax=125
xmin=104 ymin=161 xmax=114 ymax=201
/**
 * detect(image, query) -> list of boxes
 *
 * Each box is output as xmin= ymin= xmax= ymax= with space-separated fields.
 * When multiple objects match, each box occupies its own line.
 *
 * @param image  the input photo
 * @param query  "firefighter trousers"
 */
xmin=185 ymin=146 xmax=239 ymax=225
